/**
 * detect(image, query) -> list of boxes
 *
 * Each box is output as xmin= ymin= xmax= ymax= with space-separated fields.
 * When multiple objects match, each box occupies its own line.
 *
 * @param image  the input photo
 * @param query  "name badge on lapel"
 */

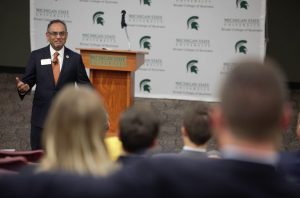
xmin=41 ymin=59 xmax=52 ymax=65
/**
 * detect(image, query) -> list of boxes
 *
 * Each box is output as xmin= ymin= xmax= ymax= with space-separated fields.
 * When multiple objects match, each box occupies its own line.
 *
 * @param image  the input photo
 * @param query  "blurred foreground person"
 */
xmin=117 ymin=105 xmax=160 ymax=165
xmin=37 ymin=85 xmax=117 ymax=176
xmin=278 ymin=112 xmax=300 ymax=184
xmin=0 ymin=58 xmax=299 ymax=197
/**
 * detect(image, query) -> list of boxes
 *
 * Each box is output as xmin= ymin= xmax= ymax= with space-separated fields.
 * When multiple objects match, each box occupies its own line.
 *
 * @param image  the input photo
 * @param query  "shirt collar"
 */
xmin=50 ymin=45 xmax=64 ymax=57
xmin=221 ymin=145 xmax=279 ymax=166
xmin=183 ymin=146 xmax=206 ymax=153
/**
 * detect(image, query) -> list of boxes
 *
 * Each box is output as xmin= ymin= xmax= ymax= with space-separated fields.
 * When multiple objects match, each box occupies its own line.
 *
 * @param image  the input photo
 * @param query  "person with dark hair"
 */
xmin=117 ymin=105 xmax=160 ymax=165
xmin=15 ymin=19 xmax=91 ymax=149
xmin=178 ymin=102 xmax=214 ymax=158
xmin=2 ymin=58 xmax=299 ymax=197
xmin=144 ymin=58 xmax=297 ymax=196
xmin=155 ymin=102 xmax=216 ymax=159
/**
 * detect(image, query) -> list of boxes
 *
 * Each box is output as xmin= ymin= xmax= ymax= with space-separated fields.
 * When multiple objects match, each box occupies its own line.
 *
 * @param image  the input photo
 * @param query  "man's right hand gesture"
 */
xmin=16 ymin=77 xmax=30 ymax=94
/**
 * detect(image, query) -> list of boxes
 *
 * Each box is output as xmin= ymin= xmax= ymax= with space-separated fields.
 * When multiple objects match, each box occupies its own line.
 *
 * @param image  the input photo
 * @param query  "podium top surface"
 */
xmin=76 ymin=48 xmax=148 ymax=55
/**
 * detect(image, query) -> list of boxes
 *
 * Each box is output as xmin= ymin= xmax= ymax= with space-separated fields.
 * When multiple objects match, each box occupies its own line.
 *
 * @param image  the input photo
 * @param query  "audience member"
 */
xmin=105 ymin=136 xmax=123 ymax=161
xmin=36 ymin=85 xmax=117 ymax=176
xmin=117 ymin=105 xmax=160 ymax=165
xmin=156 ymin=102 xmax=218 ymax=159
xmin=0 ymin=58 xmax=299 ymax=197
xmin=100 ymin=114 xmax=123 ymax=161
xmin=278 ymin=112 xmax=300 ymax=184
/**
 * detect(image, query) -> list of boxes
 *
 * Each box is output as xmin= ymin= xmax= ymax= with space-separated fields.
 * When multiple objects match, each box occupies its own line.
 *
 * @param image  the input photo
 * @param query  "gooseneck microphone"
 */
xmin=121 ymin=10 xmax=131 ymax=50
xmin=121 ymin=10 xmax=127 ymax=28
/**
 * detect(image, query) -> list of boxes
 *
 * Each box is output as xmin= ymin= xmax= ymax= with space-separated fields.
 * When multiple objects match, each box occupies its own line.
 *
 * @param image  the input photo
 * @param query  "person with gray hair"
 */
xmin=16 ymin=19 xmax=91 ymax=150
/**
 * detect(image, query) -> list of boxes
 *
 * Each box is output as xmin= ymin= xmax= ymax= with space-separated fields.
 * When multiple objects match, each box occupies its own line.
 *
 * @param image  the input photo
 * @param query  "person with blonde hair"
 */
xmin=2 ymin=58 xmax=298 ymax=197
xmin=38 ymin=85 xmax=117 ymax=176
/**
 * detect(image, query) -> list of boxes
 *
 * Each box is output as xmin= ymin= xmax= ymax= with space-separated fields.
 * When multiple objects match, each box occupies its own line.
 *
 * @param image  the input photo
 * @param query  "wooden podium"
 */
xmin=77 ymin=48 xmax=147 ymax=136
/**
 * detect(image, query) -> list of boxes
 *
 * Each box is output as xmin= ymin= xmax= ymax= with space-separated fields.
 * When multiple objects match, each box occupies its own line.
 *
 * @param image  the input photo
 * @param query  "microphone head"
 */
xmin=121 ymin=10 xmax=127 ymax=28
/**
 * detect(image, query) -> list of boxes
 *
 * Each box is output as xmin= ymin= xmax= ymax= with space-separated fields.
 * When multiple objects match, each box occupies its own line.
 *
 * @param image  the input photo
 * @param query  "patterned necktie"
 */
xmin=52 ymin=52 xmax=60 ymax=85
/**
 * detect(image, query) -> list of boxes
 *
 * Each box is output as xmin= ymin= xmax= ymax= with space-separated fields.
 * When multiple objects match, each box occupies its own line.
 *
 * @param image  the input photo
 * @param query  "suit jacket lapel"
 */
xmin=42 ymin=46 xmax=56 ymax=86
xmin=56 ymin=47 xmax=70 ymax=86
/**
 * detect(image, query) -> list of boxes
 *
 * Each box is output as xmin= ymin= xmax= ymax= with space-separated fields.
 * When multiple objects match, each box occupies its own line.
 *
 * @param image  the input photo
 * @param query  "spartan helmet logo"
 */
xmin=93 ymin=11 xmax=104 ymax=25
xmin=235 ymin=40 xmax=248 ymax=54
xmin=236 ymin=0 xmax=249 ymax=10
xmin=139 ymin=36 xmax=151 ymax=50
xmin=140 ymin=0 xmax=151 ymax=6
xmin=187 ymin=16 xmax=199 ymax=30
xmin=139 ymin=79 xmax=151 ymax=93
xmin=186 ymin=60 xmax=199 ymax=74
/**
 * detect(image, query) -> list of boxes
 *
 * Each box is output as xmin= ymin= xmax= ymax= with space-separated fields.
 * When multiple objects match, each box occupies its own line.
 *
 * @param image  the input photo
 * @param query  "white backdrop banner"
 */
xmin=30 ymin=0 xmax=266 ymax=102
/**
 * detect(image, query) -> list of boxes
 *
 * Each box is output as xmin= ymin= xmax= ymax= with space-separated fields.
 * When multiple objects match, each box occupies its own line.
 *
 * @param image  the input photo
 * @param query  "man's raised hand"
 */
xmin=16 ymin=77 xmax=30 ymax=94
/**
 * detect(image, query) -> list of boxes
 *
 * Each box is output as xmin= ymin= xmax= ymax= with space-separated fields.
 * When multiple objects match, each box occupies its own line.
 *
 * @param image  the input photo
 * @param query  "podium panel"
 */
xmin=77 ymin=48 xmax=147 ymax=135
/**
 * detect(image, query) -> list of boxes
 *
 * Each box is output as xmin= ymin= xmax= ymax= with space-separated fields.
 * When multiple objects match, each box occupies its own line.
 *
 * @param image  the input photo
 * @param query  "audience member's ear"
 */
xmin=210 ymin=105 xmax=224 ymax=133
xmin=117 ymin=129 xmax=121 ymax=140
xmin=280 ymin=102 xmax=292 ymax=131
xmin=106 ymin=120 xmax=111 ymax=131
xmin=181 ymin=126 xmax=188 ymax=137
xmin=210 ymin=105 xmax=230 ymax=148
xmin=150 ymin=138 xmax=158 ymax=148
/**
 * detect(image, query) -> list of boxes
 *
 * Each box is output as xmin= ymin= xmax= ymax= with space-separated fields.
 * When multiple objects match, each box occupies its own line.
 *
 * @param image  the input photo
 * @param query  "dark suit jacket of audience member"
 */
xmin=117 ymin=155 xmax=146 ymax=166
xmin=278 ymin=150 xmax=300 ymax=185
xmin=177 ymin=149 xmax=208 ymax=158
xmin=117 ymin=150 xmax=150 ymax=166
xmin=0 ymin=157 xmax=299 ymax=198
xmin=154 ymin=149 xmax=208 ymax=159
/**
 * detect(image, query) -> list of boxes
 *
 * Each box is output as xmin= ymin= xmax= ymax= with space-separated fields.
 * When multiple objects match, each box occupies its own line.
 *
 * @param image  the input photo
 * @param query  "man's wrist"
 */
xmin=19 ymin=91 xmax=26 ymax=96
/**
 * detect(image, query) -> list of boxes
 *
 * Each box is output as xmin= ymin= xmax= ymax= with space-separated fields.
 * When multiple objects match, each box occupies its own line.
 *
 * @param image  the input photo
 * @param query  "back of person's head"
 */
xmin=220 ymin=58 xmax=289 ymax=142
xmin=40 ymin=85 xmax=116 ymax=176
xmin=119 ymin=105 xmax=160 ymax=153
xmin=182 ymin=102 xmax=211 ymax=145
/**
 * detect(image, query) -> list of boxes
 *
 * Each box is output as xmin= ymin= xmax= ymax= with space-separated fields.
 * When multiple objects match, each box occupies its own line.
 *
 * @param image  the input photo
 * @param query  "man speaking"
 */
xmin=16 ymin=19 xmax=91 ymax=150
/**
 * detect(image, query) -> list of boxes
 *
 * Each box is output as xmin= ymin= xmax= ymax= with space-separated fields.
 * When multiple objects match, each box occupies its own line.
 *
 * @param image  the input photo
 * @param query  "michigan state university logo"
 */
xmin=139 ymin=36 xmax=151 ymax=50
xmin=93 ymin=11 xmax=104 ymax=25
xmin=139 ymin=79 xmax=151 ymax=93
xmin=187 ymin=16 xmax=199 ymax=30
xmin=186 ymin=60 xmax=198 ymax=74
xmin=236 ymin=0 xmax=249 ymax=10
xmin=140 ymin=0 xmax=151 ymax=6
xmin=235 ymin=40 xmax=248 ymax=54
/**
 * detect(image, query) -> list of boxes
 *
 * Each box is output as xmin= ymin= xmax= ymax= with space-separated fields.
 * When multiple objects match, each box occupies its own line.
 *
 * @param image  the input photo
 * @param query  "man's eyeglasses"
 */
xmin=48 ymin=31 xmax=67 ymax=37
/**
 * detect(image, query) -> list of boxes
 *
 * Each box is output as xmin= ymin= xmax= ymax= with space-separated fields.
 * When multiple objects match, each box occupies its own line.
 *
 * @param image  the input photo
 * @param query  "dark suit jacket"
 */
xmin=0 ymin=158 xmax=299 ymax=198
xmin=154 ymin=149 xmax=208 ymax=159
xmin=177 ymin=149 xmax=208 ymax=158
xmin=117 ymin=154 xmax=147 ymax=166
xmin=21 ymin=45 xmax=91 ymax=128
xmin=278 ymin=150 xmax=300 ymax=184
